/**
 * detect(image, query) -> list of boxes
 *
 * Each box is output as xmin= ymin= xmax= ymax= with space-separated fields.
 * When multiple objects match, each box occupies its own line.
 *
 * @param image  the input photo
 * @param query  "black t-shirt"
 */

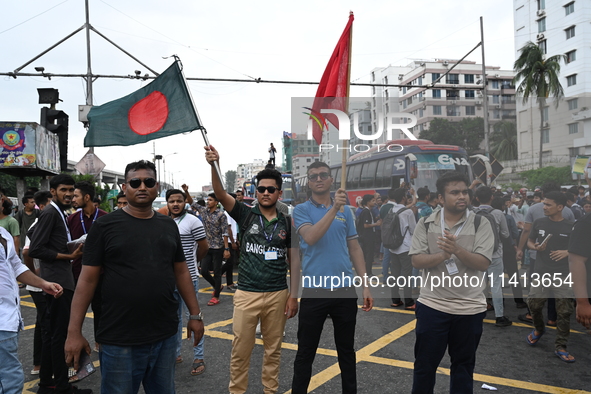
xmin=82 ymin=209 xmax=185 ymax=346
xmin=529 ymin=217 xmax=573 ymax=276
xmin=356 ymin=208 xmax=375 ymax=242
xmin=568 ymin=213 xmax=591 ymax=295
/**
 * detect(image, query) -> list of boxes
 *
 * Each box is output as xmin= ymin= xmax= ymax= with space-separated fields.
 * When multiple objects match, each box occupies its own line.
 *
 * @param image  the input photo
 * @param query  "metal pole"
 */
xmin=85 ymin=0 xmax=95 ymax=154
xmin=480 ymin=16 xmax=490 ymax=160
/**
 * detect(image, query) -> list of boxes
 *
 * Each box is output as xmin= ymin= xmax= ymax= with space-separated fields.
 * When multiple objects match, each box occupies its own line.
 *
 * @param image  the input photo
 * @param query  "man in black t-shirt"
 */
xmin=356 ymin=194 xmax=381 ymax=277
xmin=526 ymin=191 xmax=575 ymax=363
xmin=568 ymin=211 xmax=591 ymax=331
xmin=65 ymin=160 xmax=204 ymax=394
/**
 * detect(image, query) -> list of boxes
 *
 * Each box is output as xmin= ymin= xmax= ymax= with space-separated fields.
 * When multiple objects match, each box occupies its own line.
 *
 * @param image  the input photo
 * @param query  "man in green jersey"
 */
xmin=205 ymin=145 xmax=299 ymax=394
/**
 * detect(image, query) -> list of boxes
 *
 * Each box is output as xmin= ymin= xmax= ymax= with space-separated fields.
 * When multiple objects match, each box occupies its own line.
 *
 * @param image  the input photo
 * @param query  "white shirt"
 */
xmin=0 ymin=226 xmax=29 ymax=332
xmin=24 ymin=218 xmax=41 ymax=292
xmin=225 ymin=211 xmax=238 ymax=242
xmin=389 ymin=203 xmax=416 ymax=254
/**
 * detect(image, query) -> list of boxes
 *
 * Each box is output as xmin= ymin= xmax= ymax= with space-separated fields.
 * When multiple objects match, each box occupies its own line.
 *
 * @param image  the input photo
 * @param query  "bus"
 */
xmin=327 ymin=139 xmax=475 ymax=205
xmin=280 ymin=173 xmax=295 ymax=205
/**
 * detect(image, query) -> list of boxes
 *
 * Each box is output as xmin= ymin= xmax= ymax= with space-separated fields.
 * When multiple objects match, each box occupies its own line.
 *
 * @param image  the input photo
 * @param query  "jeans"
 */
xmin=412 ymin=302 xmax=485 ymax=394
xmin=99 ymin=334 xmax=177 ymax=394
xmin=201 ymin=248 xmax=224 ymax=298
xmin=29 ymin=290 xmax=47 ymax=366
xmin=174 ymin=280 xmax=204 ymax=361
xmin=0 ymin=331 xmax=23 ymax=394
xmin=389 ymin=251 xmax=414 ymax=306
xmin=292 ymin=288 xmax=358 ymax=394
xmin=487 ymin=257 xmax=504 ymax=318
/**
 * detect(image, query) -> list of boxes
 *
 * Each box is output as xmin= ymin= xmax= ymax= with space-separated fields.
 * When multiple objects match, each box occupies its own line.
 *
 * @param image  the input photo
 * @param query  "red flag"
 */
xmin=310 ymin=13 xmax=354 ymax=145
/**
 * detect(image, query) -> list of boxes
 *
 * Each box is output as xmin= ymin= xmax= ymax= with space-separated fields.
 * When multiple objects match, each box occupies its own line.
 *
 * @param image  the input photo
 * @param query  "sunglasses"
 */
xmin=127 ymin=178 xmax=157 ymax=189
xmin=308 ymin=172 xmax=330 ymax=181
xmin=257 ymin=186 xmax=278 ymax=194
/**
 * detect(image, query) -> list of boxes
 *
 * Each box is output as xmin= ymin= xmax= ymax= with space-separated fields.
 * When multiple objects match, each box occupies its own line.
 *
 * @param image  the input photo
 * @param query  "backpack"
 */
xmin=474 ymin=206 xmax=500 ymax=253
xmin=381 ymin=207 xmax=409 ymax=250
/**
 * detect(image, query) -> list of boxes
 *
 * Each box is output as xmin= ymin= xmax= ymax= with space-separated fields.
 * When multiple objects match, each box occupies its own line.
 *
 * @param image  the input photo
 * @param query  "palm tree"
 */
xmin=513 ymin=42 xmax=565 ymax=168
xmin=490 ymin=121 xmax=518 ymax=161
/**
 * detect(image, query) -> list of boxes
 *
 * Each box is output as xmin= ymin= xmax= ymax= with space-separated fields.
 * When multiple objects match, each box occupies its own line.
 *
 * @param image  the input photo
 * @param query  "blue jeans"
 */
xmin=99 ymin=334 xmax=177 ymax=394
xmin=0 ymin=331 xmax=23 ymax=394
xmin=412 ymin=302 xmax=485 ymax=394
xmin=487 ymin=257 xmax=504 ymax=318
xmin=174 ymin=280 xmax=204 ymax=360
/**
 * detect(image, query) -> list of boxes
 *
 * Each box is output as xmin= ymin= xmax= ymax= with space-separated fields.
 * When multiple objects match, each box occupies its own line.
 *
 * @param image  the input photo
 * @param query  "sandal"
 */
xmin=207 ymin=297 xmax=220 ymax=306
xmin=526 ymin=329 xmax=544 ymax=346
xmin=191 ymin=360 xmax=206 ymax=375
xmin=405 ymin=304 xmax=416 ymax=311
xmin=391 ymin=302 xmax=403 ymax=307
xmin=176 ymin=356 xmax=183 ymax=364
xmin=555 ymin=349 xmax=575 ymax=363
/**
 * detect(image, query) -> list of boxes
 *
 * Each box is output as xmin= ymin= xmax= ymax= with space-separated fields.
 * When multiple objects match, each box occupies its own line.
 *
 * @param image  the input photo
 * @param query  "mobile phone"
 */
xmin=539 ymin=233 xmax=552 ymax=246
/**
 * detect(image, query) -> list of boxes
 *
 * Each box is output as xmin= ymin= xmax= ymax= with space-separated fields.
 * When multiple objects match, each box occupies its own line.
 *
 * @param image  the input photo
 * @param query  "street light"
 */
xmin=163 ymin=152 xmax=178 ymax=188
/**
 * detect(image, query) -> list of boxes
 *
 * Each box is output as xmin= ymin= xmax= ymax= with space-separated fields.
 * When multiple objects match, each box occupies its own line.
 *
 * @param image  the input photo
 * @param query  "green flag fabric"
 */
xmin=84 ymin=61 xmax=200 ymax=147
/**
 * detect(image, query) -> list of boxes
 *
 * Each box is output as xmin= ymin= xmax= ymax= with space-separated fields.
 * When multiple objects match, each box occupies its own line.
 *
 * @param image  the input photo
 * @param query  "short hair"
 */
xmin=21 ymin=195 xmax=34 ymax=205
xmin=387 ymin=188 xmax=397 ymax=200
xmin=74 ymin=181 xmax=95 ymax=201
xmin=208 ymin=193 xmax=218 ymax=201
xmin=166 ymin=189 xmax=185 ymax=201
xmin=256 ymin=169 xmax=283 ymax=190
xmin=392 ymin=188 xmax=407 ymax=203
xmin=435 ymin=171 xmax=469 ymax=197
xmin=541 ymin=181 xmax=561 ymax=195
xmin=197 ymin=199 xmax=205 ymax=206
xmin=564 ymin=192 xmax=576 ymax=203
xmin=93 ymin=197 xmax=101 ymax=204
xmin=116 ymin=191 xmax=126 ymax=202
xmin=380 ymin=194 xmax=387 ymax=202
xmin=491 ymin=197 xmax=505 ymax=211
xmin=33 ymin=191 xmax=52 ymax=207
xmin=428 ymin=192 xmax=438 ymax=202
xmin=583 ymin=200 xmax=591 ymax=206
xmin=124 ymin=160 xmax=156 ymax=181
xmin=307 ymin=161 xmax=330 ymax=174
xmin=533 ymin=191 xmax=543 ymax=199
xmin=361 ymin=194 xmax=375 ymax=206
xmin=417 ymin=187 xmax=430 ymax=200
xmin=474 ymin=186 xmax=493 ymax=204
xmin=2 ymin=199 xmax=12 ymax=215
xmin=49 ymin=174 xmax=75 ymax=190
xmin=544 ymin=191 xmax=566 ymax=207
xmin=229 ymin=193 xmax=237 ymax=199
xmin=236 ymin=189 xmax=243 ymax=194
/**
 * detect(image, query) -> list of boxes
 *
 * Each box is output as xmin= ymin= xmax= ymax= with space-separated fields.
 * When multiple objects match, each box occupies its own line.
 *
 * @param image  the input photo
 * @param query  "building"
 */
xmin=236 ymin=159 xmax=266 ymax=190
xmin=513 ymin=0 xmax=591 ymax=169
xmin=371 ymin=60 xmax=516 ymax=141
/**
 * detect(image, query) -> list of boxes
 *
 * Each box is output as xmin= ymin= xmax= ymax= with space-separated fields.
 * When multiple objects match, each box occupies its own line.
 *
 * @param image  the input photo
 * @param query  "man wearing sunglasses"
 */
xmin=65 ymin=160 xmax=204 ymax=394
xmin=291 ymin=161 xmax=373 ymax=394
xmin=205 ymin=145 xmax=299 ymax=394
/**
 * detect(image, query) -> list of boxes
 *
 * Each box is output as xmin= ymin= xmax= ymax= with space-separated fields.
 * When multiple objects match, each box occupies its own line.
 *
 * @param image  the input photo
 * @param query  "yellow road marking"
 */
xmin=23 ymin=361 xmax=101 ymax=394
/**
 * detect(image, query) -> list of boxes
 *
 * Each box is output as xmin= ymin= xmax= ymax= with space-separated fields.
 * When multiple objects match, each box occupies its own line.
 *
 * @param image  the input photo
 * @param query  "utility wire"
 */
xmin=0 ymin=0 xmax=69 ymax=35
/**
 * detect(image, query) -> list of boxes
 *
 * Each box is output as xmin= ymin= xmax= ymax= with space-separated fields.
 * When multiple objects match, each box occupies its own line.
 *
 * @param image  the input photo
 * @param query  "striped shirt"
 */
xmin=173 ymin=213 xmax=206 ymax=281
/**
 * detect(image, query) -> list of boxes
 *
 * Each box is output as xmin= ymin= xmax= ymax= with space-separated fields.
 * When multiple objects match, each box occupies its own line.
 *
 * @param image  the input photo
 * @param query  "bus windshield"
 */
xmin=412 ymin=152 xmax=472 ymax=192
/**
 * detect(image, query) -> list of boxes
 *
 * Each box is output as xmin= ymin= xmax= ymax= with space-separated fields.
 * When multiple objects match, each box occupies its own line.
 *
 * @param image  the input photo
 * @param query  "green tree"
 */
xmin=419 ymin=117 xmax=484 ymax=153
xmin=513 ymin=41 xmax=565 ymax=169
xmin=520 ymin=166 xmax=571 ymax=189
xmin=225 ymin=170 xmax=237 ymax=192
xmin=0 ymin=173 xmax=41 ymax=196
xmin=490 ymin=121 xmax=518 ymax=161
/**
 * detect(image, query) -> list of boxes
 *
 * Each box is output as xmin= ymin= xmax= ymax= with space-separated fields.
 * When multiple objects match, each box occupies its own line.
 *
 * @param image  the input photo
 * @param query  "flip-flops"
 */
xmin=526 ymin=329 xmax=544 ymax=345
xmin=391 ymin=302 xmax=403 ymax=307
xmin=207 ymin=297 xmax=220 ymax=306
xmin=191 ymin=360 xmax=206 ymax=375
xmin=555 ymin=349 xmax=575 ymax=363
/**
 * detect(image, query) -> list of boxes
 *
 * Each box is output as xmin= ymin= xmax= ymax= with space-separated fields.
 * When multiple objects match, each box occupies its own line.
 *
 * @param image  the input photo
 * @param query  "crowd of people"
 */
xmin=1 ymin=153 xmax=590 ymax=394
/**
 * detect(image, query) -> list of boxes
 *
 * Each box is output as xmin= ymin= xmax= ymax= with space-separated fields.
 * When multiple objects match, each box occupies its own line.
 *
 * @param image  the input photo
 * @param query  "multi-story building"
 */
xmin=236 ymin=159 xmax=267 ymax=189
xmin=288 ymin=133 xmax=319 ymax=180
xmin=513 ymin=0 xmax=591 ymax=169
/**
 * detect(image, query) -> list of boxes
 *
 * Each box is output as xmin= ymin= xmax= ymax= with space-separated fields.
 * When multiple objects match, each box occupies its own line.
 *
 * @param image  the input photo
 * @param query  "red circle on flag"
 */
xmin=128 ymin=91 xmax=169 ymax=135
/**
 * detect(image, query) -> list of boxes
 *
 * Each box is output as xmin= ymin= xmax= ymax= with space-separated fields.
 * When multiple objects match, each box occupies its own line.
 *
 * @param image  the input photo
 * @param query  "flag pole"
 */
xmin=340 ymin=12 xmax=353 ymax=193
xmin=175 ymin=57 xmax=225 ymax=189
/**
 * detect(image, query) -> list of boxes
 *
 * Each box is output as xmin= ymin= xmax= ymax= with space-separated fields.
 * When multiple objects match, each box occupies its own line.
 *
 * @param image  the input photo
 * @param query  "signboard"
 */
xmin=0 ymin=122 xmax=60 ymax=176
xmin=470 ymin=154 xmax=504 ymax=185
xmin=75 ymin=149 xmax=106 ymax=176
xmin=572 ymin=155 xmax=591 ymax=175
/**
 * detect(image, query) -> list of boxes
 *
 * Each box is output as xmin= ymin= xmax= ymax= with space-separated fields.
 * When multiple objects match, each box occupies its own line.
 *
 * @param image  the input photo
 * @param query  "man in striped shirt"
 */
xmin=167 ymin=189 xmax=209 ymax=375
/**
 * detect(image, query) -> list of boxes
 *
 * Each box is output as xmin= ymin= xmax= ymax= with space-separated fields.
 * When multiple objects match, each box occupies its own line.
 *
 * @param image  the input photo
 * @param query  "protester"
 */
xmin=16 ymin=193 xmax=39 ymax=256
xmin=115 ymin=192 xmax=127 ymax=209
xmin=0 ymin=194 xmax=20 ymax=251
xmin=356 ymin=194 xmax=381 ymax=277
xmin=268 ymin=143 xmax=277 ymax=166
xmin=568 ymin=204 xmax=591 ymax=331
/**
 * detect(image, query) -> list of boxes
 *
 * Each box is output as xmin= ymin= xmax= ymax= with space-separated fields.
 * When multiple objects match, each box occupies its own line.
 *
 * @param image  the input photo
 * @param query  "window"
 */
xmin=418 ymin=77 xmax=423 ymax=85
xmin=332 ymin=168 xmax=341 ymax=190
xmin=464 ymin=74 xmax=474 ymax=84
xmin=569 ymin=123 xmax=578 ymax=134
xmin=433 ymin=105 xmax=442 ymax=115
xmin=375 ymin=158 xmax=394 ymax=188
xmin=371 ymin=71 xmax=375 ymax=82
xmin=538 ymin=40 xmax=547 ymax=54
xmin=566 ymin=26 xmax=575 ymax=39
xmin=567 ymin=74 xmax=577 ymax=86
xmin=542 ymin=107 xmax=549 ymax=122
xmin=567 ymin=98 xmax=578 ymax=110
xmin=542 ymin=128 xmax=549 ymax=144
xmin=538 ymin=17 xmax=546 ymax=33
xmin=569 ymin=147 xmax=580 ymax=157
xmin=432 ymin=73 xmax=440 ymax=81
xmin=360 ymin=161 xmax=377 ymax=189
xmin=492 ymin=80 xmax=499 ymax=89
xmin=537 ymin=0 xmax=545 ymax=10
xmin=565 ymin=2 xmax=574 ymax=15
xmin=371 ymin=86 xmax=375 ymax=95
xmin=447 ymin=73 xmax=459 ymax=84
xmin=384 ymin=76 xmax=388 ymax=85
xmin=432 ymin=89 xmax=441 ymax=98
xmin=402 ymin=87 xmax=407 ymax=94
xmin=566 ymin=50 xmax=576 ymax=63
xmin=419 ymin=109 xmax=424 ymax=118
xmin=465 ymin=106 xmax=476 ymax=116
xmin=493 ymin=95 xmax=500 ymax=104
xmin=346 ymin=164 xmax=362 ymax=189
xmin=465 ymin=90 xmax=475 ymax=98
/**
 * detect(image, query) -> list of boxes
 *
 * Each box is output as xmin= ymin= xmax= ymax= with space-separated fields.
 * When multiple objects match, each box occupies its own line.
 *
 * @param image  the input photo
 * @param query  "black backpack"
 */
xmin=473 ymin=206 xmax=500 ymax=253
xmin=381 ymin=207 xmax=409 ymax=250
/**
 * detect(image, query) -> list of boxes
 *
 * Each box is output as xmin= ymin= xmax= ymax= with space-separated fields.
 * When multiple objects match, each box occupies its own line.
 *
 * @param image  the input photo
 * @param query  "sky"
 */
xmin=0 ymin=0 xmax=516 ymax=192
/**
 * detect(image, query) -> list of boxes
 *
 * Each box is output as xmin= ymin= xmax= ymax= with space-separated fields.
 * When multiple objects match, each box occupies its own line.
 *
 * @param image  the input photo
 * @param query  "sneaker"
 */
xmin=71 ymin=387 xmax=93 ymax=394
xmin=495 ymin=316 xmax=513 ymax=327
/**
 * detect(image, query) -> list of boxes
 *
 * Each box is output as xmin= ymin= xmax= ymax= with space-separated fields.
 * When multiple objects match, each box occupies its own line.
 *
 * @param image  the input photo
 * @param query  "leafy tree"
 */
xmin=419 ymin=117 xmax=484 ymax=153
xmin=513 ymin=41 xmax=565 ymax=169
xmin=520 ymin=166 xmax=572 ymax=189
xmin=0 ymin=173 xmax=41 ymax=196
xmin=490 ymin=121 xmax=518 ymax=161
xmin=225 ymin=170 xmax=237 ymax=192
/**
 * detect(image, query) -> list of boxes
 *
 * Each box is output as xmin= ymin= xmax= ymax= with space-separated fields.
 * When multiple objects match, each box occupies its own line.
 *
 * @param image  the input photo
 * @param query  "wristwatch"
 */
xmin=224 ymin=247 xmax=230 ymax=251
xmin=189 ymin=312 xmax=203 ymax=321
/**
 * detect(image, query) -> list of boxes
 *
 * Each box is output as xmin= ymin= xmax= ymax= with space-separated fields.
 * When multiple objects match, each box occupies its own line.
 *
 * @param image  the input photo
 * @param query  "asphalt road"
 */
xmin=16 ymin=275 xmax=591 ymax=394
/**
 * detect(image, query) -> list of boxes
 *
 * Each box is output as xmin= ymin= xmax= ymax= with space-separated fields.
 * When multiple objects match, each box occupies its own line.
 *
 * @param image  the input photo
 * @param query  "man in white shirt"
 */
xmin=387 ymin=188 xmax=417 ymax=310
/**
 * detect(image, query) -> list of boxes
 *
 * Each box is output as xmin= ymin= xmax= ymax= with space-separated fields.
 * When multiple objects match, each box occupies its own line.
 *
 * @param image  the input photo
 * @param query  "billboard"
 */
xmin=0 ymin=122 xmax=60 ymax=175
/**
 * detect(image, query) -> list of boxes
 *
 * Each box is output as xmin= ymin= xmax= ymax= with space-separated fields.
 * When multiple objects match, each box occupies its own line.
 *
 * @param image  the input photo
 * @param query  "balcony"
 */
xmin=501 ymin=84 xmax=515 ymax=94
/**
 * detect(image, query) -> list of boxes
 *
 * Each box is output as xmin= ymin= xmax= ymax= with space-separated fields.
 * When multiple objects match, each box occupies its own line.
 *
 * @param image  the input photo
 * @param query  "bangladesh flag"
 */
xmin=84 ymin=61 xmax=201 ymax=147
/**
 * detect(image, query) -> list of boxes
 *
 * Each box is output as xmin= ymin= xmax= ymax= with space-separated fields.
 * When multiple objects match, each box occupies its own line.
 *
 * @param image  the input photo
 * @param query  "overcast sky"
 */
xmin=0 ymin=0 xmax=515 ymax=192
